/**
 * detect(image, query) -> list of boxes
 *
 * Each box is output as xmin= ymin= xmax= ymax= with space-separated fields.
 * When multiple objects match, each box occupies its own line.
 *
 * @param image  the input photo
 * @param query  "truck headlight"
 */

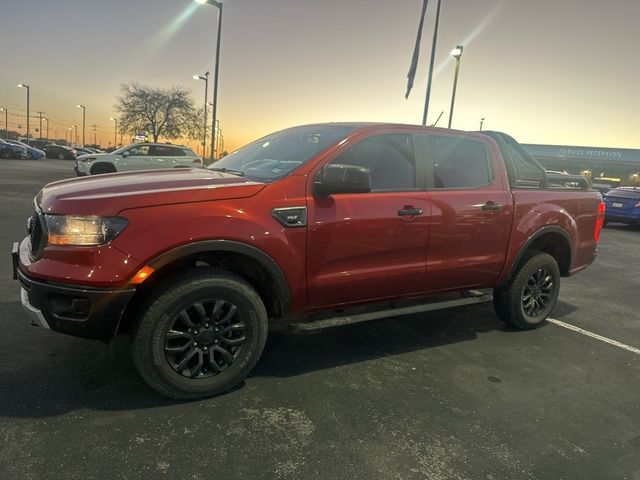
xmin=45 ymin=215 xmax=128 ymax=246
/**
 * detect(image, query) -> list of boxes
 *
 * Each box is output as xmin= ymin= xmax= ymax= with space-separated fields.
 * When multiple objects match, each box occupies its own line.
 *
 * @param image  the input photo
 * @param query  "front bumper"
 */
xmin=12 ymin=243 xmax=135 ymax=341
xmin=74 ymin=164 xmax=88 ymax=176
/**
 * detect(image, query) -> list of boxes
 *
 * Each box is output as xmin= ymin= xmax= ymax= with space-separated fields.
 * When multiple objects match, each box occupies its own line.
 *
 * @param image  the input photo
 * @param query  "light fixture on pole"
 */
xmin=447 ymin=45 xmax=464 ymax=129
xmin=0 ymin=108 xmax=7 ymax=139
xmin=195 ymin=0 xmax=223 ymax=160
xmin=76 ymin=104 xmax=86 ymax=146
xmin=193 ymin=71 xmax=210 ymax=158
xmin=110 ymin=117 xmax=118 ymax=147
xmin=17 ymin=83 xmax=30 ymax=145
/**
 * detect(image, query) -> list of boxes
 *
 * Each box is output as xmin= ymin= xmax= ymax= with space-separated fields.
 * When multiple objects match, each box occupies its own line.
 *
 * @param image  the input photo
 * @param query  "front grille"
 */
xmin=28 ymin=209 xmax=46 ymax=260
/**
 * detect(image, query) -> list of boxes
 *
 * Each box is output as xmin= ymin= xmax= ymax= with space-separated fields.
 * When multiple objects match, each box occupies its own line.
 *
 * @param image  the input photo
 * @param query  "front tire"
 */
xmin=493 ymin=251 xmax=560 ymax=330
xmin=91 ymin=163 xmax=116 ymax=175
xmin=131 ymin=269 xmax=268 ymax=400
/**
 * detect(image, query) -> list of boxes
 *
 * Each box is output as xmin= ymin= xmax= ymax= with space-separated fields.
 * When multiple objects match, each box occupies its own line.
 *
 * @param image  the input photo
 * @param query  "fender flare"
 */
xmin=144 ymin=239 xmax=291 ymax=317
xmin=504 ymin=226 xmax=573 ymax=284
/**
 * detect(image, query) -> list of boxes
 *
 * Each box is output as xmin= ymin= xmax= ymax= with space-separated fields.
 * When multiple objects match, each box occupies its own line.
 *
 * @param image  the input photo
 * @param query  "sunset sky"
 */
xmin=1 ymin=0 xmax=638 ymax=152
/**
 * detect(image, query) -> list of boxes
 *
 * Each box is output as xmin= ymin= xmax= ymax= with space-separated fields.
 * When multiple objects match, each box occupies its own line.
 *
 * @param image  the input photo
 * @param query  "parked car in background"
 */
xmin=74 ymin=142 xmax=203 ymax=175
xmin=43 ymin=144 xmax=77 ymax=160
xmin=74 ymin=147 xmax=94 ymax=157
xmin=0 ymin=139 xmax=28 ymax=159
xmin=603 ymin=187 xmax=640 ymax=226
xmin=24 ymin=139 xmax=50 ymax=150
xmin=5 ymin=139 xmax=45 ymax=159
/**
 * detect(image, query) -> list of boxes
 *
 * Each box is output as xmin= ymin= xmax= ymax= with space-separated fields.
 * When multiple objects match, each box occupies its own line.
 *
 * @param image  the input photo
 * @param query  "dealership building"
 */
xmin=521 ymin=143 xmax=640 ymax=188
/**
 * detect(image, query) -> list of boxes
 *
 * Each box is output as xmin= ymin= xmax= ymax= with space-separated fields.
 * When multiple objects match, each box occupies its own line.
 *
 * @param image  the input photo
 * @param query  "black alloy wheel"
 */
xmin=493 ymin=251 xmax=560 ymax=330
xmin=164 ymin=299 xmax=246 ymax=378
xmin=132 ymin=269 xmax=268 ymax=400
xmin=521 ymin=267 xmax=555 ymax=317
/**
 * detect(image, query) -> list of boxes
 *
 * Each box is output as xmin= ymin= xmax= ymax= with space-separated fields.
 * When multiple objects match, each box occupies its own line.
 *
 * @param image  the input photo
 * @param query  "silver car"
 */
xmin=75 ymin=143 xmax=203 ymax=176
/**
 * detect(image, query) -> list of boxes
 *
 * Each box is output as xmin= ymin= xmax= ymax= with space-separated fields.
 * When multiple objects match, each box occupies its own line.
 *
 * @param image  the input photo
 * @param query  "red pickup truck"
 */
xmin=12 ymin=123 xmax=605 ymax=399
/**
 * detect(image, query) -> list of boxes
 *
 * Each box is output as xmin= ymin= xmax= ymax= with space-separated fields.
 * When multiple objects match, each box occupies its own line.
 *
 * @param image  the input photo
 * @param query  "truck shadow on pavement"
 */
xmin=0 ymin=301 xmax=529 ymax=418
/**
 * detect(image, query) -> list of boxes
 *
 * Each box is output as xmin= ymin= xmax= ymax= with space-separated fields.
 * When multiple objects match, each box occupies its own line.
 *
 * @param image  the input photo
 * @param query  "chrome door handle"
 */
xmin=397 ymin=207 xmax=424 ymax=216
xmin=481 ymin=201 xmax=501 ymax=211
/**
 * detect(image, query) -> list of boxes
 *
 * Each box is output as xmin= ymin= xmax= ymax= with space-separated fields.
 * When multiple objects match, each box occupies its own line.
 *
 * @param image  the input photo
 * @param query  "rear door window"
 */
xmin=427 ymin=136 xmax=492 ymax=189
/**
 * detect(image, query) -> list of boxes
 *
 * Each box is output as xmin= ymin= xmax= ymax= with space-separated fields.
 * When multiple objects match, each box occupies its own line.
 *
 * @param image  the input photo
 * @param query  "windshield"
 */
xmin=208 ymin=125 xmax=356 ymax=182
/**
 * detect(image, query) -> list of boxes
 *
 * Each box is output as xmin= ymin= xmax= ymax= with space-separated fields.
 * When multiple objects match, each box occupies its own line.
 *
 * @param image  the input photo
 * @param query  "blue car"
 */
xmin=603 ymin=187 xmax=640 ymax=226
xmin=0 ymin=139 xmax=27 ymax=159
xmin=4 ymin=139 xmax=46 ymax=159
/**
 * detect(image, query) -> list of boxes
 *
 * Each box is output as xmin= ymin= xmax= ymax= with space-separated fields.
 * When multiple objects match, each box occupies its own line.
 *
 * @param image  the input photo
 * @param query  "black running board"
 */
xmin=289 ymin=291 xmax=493 ymax=333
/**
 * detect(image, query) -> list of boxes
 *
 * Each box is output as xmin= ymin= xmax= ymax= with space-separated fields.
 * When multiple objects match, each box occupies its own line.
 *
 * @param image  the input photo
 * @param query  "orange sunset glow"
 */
xmin=1 ymin=0 xmax=638 ymax=153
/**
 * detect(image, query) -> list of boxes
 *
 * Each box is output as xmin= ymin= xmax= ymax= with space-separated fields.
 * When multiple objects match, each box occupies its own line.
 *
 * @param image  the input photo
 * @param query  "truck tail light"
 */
xmin=594 ymin=201 xmax=605 ymax=242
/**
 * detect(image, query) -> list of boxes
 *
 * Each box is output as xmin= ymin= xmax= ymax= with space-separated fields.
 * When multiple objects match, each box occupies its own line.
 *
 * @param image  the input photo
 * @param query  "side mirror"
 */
xmin=122 ymin=151 xmax=130 ymax=157
xmin=314 ymin=164 xmax=371 ymax=197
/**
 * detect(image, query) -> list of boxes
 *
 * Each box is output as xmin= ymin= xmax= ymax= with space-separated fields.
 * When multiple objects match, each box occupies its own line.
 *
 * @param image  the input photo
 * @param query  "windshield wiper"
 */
xmin=208 ymin=167 xmax=245 ymax=177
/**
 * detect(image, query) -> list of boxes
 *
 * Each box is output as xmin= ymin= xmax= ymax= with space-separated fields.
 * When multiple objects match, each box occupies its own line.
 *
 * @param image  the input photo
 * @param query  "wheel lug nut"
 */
xmin=214 ymin=328 xmax=219 ymax=332
xmin=194 ymin=342 xmax=198 ymax=346
xmin=214 ymin=339 xmax=218 ymax=344
xmin=204 ymin=324 xmax=209 ymax=328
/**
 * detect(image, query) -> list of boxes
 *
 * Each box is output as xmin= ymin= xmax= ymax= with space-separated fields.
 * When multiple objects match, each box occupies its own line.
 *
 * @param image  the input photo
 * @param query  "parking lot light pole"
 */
xmin=195 ymin=0 xmax=223 ymax=160
xmin=71 ymin=125 xmax=78 ymax=146
xmin=76 ymin=104 xmax=86 ymax=147
xmin=479 ymin=117 xmax=485 ymax=131
xmin=447 ymin=45 xmax=464 ymax=129
xmin=0 ymin=108 xmax=7 ymax=138
xmin=44 ymin=117 xmax=49 ymax=140
xmin=37 ymin=111 xmax=45 ymax=140
xmin=193 ymin=72 xmax=210 ymax=158
xmin=110 ymin=117 xmax=118 ymax=147
xmin=17 ymin=83 xmax=30 ymax=145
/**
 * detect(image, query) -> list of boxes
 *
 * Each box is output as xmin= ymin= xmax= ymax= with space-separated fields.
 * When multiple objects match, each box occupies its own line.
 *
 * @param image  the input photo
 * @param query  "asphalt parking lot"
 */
xmin=0 ymin=159 xmax=639 ymax=480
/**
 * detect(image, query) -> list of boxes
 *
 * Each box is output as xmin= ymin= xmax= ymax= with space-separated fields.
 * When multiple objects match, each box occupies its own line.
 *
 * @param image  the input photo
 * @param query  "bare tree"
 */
xmin=115 ymin=83 xmax=197 ymax=143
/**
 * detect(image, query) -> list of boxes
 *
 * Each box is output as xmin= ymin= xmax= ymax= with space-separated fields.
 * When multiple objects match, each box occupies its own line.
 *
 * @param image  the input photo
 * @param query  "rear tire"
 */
xmin=493 ymin=251 xmax=560 ymax=330
xmin=131 ymin=269 xmax=268 ymax=400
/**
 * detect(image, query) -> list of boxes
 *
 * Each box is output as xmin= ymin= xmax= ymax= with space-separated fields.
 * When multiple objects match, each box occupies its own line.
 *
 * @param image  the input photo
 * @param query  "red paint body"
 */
xmin=19 ymin=125 xmax=602 ymax=323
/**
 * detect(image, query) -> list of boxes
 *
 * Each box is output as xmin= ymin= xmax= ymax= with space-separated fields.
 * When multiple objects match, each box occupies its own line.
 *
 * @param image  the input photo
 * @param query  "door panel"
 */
xmin=426 ymin=189 xmax=512 ymax=291
xmin=420 ymin=133 xmax=513 ymax=291
xmin=307 ymin=192 xmax=429 ymax=306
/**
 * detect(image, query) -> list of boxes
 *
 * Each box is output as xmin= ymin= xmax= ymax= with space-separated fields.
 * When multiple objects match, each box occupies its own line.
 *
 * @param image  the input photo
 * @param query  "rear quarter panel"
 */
xmin=499 ymin=189 xmax=602 ymax=282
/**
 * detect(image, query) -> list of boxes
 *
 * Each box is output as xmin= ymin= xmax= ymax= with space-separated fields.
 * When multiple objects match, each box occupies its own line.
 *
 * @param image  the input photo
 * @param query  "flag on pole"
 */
xmin=405 ymin=0 xmax=430 ymax=99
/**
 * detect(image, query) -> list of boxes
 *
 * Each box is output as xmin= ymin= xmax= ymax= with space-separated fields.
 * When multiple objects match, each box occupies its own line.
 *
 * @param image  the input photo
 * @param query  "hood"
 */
xmin=79 ymin=152 xmax=111 ymax=159
xmin=37 ymin=168 xmax=266 ymax=216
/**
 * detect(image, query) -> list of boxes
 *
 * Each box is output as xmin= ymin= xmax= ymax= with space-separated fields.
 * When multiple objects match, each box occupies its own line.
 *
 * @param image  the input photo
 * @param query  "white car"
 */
xmin=75 ymin=143 xmax=203 ymax=176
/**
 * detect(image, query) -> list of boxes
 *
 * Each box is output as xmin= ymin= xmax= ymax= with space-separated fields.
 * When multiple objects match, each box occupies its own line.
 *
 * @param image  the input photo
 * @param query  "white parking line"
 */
xmin=548 ymin=318 xmax=640 ymax=356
